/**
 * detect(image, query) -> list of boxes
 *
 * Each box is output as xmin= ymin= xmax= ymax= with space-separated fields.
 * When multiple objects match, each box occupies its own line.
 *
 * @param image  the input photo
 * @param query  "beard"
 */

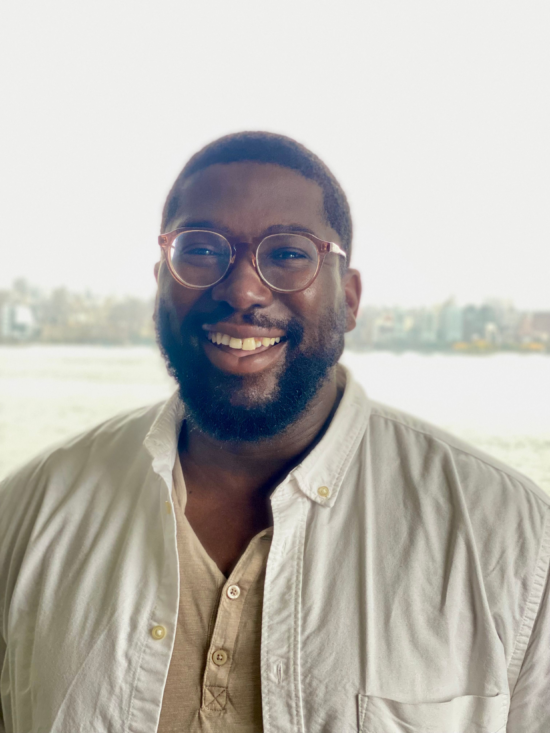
xmin=155 ymin=299 xmax=346 ymax=443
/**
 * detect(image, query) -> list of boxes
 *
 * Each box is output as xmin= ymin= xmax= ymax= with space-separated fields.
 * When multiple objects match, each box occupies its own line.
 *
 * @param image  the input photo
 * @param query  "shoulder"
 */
xmin=365 ymin=399 xmax=550 ymax=613
xmin=0 ymin=398 xmax=176 ymax=632
xmin=365 ymin=400 xmax=550 ymax=617
xmin=368 ymin=399 xmax=550 ymax=510
xmin=0 ymin=400 xmax=169 ymax=592
xmin=348 ymin=389 xmax=550 ymax=689
xmin=0 ymin=400 xmax=166 ymax=509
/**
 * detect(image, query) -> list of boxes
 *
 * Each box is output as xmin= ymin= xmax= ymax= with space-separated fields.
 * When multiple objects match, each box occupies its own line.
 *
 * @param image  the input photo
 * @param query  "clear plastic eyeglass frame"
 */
xmin=158 ymin=228 xmax=347 ymax=294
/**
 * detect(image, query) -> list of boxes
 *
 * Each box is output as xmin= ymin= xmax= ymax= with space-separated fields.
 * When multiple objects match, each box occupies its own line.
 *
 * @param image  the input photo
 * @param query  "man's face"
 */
xmin=154 ymin=161 xmax=360 ymax=442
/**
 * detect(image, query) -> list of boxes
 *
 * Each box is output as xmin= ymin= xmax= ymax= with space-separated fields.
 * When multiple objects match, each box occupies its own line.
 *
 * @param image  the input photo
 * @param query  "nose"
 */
xmin=210 ymin=246 xmax=273 ymax=310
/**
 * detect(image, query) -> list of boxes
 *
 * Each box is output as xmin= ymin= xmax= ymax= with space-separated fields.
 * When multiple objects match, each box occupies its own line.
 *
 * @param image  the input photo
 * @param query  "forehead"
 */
xmin=169 ymin=161 xmax=336 ymax=240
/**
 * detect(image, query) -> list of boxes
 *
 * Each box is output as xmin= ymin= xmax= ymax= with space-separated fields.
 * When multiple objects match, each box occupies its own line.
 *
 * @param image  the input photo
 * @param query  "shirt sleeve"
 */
xmin=0 ymin=480 xmax=9 ymax=733
xmin=0 ymin=471 xmax=32 ymax=733
xmin=507 ymin=516 xmax=550 ymax=733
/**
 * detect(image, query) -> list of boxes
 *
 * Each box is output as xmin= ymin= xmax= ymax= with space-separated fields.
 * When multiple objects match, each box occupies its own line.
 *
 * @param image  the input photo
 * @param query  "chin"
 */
xmin=224 ymin=371 xmax=280 ymax=408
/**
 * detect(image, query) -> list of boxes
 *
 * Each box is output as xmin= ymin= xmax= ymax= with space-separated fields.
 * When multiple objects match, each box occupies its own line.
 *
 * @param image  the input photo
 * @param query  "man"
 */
xmin=0 ymin=132 xmax=549 ymax=733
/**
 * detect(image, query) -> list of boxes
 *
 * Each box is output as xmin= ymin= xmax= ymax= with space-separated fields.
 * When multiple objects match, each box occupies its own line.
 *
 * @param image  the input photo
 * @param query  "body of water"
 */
xmin=0 ymin=346 xmax=548 ymax=492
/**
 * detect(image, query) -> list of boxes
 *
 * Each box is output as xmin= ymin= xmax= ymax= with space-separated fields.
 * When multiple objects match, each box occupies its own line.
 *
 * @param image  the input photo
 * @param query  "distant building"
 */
xmin=487 ymin=300 xmax=521 ymax=346
xmin=484 ymin=322 xmax=501 ymax=346
xmin=463 ymin=304 xmax=497 ymax=343
xmin=373 ymin=311 xmax=395 ymax=346
xmin=438 ymin=300 xmax=463 ymax=344
xmin=419 ymin=307 xmax=439 ymax=345
xmin=348 ymin=305 xmax=377 ymax=348
xmin=532 ymin=312 xmax=550 ymax=343
xmin=1 ymin=303 xmax=38 ymax=340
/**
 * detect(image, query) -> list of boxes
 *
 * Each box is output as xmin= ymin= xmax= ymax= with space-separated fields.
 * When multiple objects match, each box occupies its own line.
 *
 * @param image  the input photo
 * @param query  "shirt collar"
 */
xmin=143 ymin=363 xmax=371 ymax=507
xmin=290 ymin=364 xmax=370 ymax=508
xmin=144 ymin=389 xmax=184 ymax=482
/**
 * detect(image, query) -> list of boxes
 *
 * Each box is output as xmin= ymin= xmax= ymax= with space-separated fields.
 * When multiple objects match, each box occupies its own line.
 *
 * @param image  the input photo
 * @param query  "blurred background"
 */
xmin=1 ymin=1 xmax=549 ymax=489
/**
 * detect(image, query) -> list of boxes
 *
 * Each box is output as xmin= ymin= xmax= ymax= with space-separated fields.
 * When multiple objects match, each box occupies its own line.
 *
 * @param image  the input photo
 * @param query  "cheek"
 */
xmin=288 ymin=271 xmax=344 ymax=337
xmin=158 ymin=266 xmax=204 ymax=313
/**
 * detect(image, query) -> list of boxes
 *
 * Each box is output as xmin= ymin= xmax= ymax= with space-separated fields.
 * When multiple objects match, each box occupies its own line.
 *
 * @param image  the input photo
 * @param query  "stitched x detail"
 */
xmin=204 ymin=686 xmax=227 ymax=711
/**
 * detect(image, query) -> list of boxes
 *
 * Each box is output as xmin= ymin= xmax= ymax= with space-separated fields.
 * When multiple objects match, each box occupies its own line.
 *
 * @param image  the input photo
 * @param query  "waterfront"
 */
xmin=0 ymin=345 xmax=548 ymax=492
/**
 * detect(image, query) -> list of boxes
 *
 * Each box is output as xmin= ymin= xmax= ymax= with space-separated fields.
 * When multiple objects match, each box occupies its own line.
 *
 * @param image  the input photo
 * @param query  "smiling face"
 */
xmin=154 ymin=161 xmax=361 ymax=442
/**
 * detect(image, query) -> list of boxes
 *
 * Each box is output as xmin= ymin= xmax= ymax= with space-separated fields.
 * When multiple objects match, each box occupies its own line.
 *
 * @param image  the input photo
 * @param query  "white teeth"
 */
xmin=242 ymin=338 xmax=256 ymax=351
xmin=207 ymin=331 xmax=284 ymax=350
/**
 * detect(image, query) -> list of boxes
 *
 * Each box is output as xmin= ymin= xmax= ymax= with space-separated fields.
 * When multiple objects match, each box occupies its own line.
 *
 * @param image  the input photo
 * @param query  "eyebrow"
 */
xmin=174 ymin=220 xmax=320 ymax=239
xmin=263 ymin=223 xmax=319 ymax=237
xmin=174 ymin=220 xmax=234 ymax=236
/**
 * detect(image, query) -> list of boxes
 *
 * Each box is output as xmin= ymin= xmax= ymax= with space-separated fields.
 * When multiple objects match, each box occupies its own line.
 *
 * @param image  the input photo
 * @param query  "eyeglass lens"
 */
xmin=168 ymin=231 xmax=319 ymax=291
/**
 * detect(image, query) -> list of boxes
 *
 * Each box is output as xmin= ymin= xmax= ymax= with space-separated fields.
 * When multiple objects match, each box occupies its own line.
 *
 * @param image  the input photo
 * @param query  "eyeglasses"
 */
xmin=158 ymin=228 xmax=347 ymax=293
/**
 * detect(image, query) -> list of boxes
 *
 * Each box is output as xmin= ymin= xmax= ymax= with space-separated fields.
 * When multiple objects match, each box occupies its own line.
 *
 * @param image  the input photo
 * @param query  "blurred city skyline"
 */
xmin=2 ymin=2 xmax=549 ymax=309
xmin=2 ymin=278 xmax=549 ymax=353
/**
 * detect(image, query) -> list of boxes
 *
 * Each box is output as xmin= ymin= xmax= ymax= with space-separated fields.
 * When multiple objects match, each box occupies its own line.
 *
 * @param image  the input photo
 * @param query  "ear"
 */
xmin=342 ymin=268 xmax=362 ymax=332
xmin=154 ymin=260 xmax=161 ymax=282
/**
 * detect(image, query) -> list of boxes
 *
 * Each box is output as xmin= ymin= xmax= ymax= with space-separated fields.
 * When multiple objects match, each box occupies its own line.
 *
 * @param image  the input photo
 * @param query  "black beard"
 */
xmin=155 ymin=300 xmax=346 ymax=443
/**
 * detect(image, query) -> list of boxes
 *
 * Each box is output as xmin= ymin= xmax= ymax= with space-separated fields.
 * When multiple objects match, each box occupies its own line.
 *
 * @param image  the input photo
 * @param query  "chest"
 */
xmin=183 ymin=489 xmax=273 ymax=577
xmin=258 ymin=484 xmax=511 ymax=733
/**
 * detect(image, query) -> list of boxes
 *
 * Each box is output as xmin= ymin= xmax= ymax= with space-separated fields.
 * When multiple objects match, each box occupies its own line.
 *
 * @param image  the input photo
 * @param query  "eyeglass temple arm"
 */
xmin=328 ymin=242 xmax=347 ymax=259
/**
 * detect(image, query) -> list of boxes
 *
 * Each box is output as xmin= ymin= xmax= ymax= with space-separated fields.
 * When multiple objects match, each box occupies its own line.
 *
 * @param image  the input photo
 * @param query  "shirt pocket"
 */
xmin=357 ymin=692 xmax=509 ymax=733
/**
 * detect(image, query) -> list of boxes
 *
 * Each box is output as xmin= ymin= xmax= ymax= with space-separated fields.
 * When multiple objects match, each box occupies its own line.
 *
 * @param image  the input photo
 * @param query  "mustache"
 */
xmin=201 ymin=306 xmax=285 ymax=331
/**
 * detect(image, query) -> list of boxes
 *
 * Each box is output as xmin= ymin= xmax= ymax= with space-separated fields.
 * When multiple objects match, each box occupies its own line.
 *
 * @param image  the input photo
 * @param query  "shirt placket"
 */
xmin=201 ymin=531 xmax=272 ymax=716
xmin=262 ymin=481 xmax=310 ymax=733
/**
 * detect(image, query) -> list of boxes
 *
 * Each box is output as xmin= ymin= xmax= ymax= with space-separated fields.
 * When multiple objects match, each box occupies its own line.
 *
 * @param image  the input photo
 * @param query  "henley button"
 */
xmin=151 ymin=625 xmax=166 ymax=640
xmin=227 ymin=584 xmax=241 ymax=599
xmin=212 ymin=649 xmax=228 ymax=666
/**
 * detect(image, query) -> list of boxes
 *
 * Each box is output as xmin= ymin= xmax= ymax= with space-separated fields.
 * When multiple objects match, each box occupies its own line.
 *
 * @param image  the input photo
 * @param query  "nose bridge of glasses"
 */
xmin=213 ymin=241 xmax=273 ymax=304
xmin=228 ymin=240 xmax=259 ymax=269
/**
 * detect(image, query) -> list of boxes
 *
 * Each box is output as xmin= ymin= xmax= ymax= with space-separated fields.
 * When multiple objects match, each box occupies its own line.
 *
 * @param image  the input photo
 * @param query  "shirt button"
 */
xmin=212 ymin=649 xmax=228 ymax=666
xmin=317 ymin=486 xmax=330 ymax=498
xmin=227 ymin=584 xmax=241 ymax=600
xmin=151 ymin=625 xmax=166 ymax=640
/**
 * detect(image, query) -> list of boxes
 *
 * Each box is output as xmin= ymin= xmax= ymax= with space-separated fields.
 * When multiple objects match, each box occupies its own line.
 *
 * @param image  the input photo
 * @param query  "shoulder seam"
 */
xmin=0 ymin=401 xmax=165 ymax=487
xmin=369 ymin=410 xmax=548 ymax=506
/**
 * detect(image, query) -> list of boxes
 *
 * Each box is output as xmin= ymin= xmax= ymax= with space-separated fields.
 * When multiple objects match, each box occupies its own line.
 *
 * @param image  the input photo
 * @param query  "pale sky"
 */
xmin=1 ymin=1 xmax=549 ymax=309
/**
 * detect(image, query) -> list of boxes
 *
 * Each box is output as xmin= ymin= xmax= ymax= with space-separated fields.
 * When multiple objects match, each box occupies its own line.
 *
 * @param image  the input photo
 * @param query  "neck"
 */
xmin=178 ymin=369 xmax=342 ymax=499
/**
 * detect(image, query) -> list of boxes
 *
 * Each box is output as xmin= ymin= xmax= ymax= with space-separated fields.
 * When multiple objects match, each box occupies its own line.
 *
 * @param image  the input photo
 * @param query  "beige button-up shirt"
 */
xmin=1 ymin=365 xmax=549 ymax=732
xmin=157 ymin=455 xmax=271 ymax=731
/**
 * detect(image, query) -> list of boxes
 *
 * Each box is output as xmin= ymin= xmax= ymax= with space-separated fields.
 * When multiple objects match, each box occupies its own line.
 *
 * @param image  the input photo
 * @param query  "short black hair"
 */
xmin=161 ymin=131 xmax=353 ymax=262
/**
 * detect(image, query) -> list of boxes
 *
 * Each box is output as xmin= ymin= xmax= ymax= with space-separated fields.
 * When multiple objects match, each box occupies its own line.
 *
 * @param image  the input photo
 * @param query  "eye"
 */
xmin=183 ymin=247 xmax=221 ymax=256
xmin=173 ymin=243 xmax=226 ymax=259
xmin=271 ymin=248 xmax=310 ymax=260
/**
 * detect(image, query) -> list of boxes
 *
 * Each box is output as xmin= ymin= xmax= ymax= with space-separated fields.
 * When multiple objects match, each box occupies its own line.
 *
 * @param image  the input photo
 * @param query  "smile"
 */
xmin=206 ymin=331 xmax=283 ymax=351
